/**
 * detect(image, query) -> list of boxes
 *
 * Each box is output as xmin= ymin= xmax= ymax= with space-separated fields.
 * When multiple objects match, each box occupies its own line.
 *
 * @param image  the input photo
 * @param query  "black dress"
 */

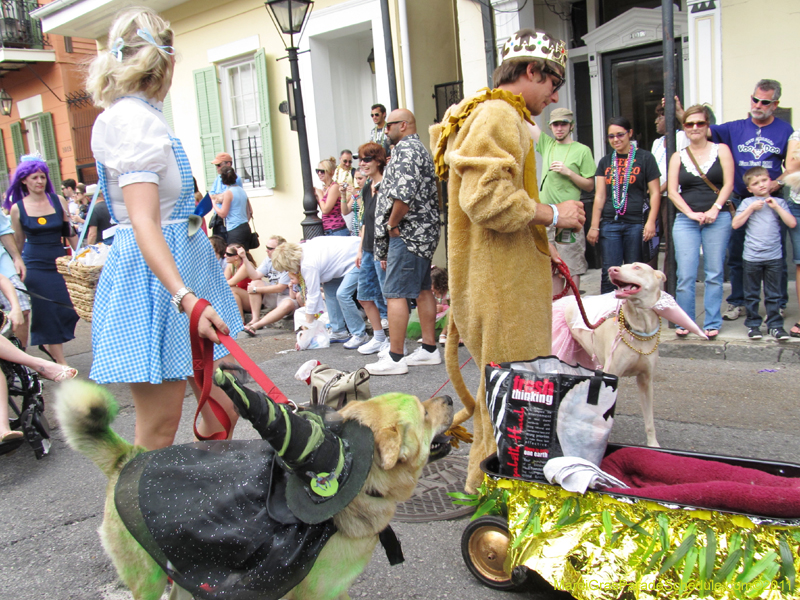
xmin=18 ymin=195 xmax=79 ymax=345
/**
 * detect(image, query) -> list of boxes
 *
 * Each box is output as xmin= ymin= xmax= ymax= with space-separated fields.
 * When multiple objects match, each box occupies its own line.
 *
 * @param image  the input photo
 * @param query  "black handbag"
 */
xmin=249 ymin=218 xmax=260 ymax=250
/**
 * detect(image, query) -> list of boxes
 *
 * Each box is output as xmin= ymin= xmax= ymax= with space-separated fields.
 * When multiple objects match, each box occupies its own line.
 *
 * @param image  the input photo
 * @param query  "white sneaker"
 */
xmin=329 ymin=330 xmax=350 ymax=343
xmin=380 ymin=318 xmax=389 ymax=330
xmin=357 ymin=336 xmax=385 ymax=355
xmin=406 ymin=346 xmax=442 ymax=366
xmin=366 ymin=353 xmax=408 ymax=375
xmin=343 ymin=333 xmax=370 ymax=349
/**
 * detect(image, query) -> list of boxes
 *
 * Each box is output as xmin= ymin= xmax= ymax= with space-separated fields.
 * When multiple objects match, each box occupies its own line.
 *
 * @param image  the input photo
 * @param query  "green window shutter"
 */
xmin=39 ymin=113 xmax=62 ymax=191
xmin=193 ymin=66 xmax=224 ymax=190
xmin=163 ymin=92 xmax=174 ymax=131
xmin=0 ymin=129 xmax=8 ymax=176
xmin=254 ymin=49 xmax=276 ymax=189
xmin=10 ymin=122 xmax=24 ymax=163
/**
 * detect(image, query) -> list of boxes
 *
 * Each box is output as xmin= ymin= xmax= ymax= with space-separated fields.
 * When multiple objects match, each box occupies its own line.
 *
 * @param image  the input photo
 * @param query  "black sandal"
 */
xmin=675 ymin=328 xmax=689 ymax=338
xmin=790 ymin=323 xmax=800 ymax=338
xmin=704 ymin=329 xmax=719 ymax=340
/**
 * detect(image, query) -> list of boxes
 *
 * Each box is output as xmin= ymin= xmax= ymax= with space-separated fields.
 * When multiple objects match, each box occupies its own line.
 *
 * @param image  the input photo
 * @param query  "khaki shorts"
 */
xmin=261 ymin=291 xmax=295 ymax=312
xmin=547 ymin=225 xmax=588 ymax=276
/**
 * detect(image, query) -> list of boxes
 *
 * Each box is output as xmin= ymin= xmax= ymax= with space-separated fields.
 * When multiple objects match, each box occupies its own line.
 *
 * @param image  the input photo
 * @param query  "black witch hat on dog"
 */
xmin=114 ymin=367 xmax=375 ymax=600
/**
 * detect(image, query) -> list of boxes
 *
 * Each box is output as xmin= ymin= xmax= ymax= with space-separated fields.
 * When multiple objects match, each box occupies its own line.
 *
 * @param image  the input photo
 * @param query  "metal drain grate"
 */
xmin=393 ymin=455 xmax=475 ymax=522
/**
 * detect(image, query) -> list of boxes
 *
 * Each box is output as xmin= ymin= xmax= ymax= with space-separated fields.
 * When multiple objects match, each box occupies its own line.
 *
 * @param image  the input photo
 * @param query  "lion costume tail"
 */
xmin=445 ymin=314 xmax=475 ymax=428
xmin=55 ymin=380 xmax=138 ymax=479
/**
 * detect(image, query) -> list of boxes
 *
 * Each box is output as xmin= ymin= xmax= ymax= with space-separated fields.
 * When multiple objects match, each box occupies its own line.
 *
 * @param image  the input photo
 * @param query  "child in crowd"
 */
xmin=431 ymin=266 xmax=450 ymax=345
xmin=732 ymin=166 xmax=797 ymax=340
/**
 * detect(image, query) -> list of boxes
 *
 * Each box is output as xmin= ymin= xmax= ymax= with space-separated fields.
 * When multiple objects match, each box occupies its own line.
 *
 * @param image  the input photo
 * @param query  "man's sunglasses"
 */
xmin=342 ymin=159 xmax=352 ymax=164
xmin=371 ymin=112 xmax=382 ymax=117
xmin=543 ymin=65 xmax=565 ymax=94
xmin=752 ymin=97 xmax=775 ymax=106
xmin=684 ymin=120 xmax=708 ymax=129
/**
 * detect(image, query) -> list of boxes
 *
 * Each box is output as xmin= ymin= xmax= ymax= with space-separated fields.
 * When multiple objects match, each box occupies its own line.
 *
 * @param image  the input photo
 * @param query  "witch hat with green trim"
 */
xmin=214 ymin=367 xmax=374 ymax=524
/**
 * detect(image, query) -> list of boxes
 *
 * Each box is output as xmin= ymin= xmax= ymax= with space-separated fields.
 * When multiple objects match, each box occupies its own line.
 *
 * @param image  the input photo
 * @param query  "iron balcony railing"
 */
xmin=0 ymin=0 xmax=45 ymax=50
xmin=231 ymin=134 xmax=265 ymax=188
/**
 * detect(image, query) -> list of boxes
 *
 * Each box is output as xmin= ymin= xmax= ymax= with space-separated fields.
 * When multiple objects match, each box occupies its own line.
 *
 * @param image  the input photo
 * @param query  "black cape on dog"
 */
xmin=115 ymin=440 xmax=336 ymax=600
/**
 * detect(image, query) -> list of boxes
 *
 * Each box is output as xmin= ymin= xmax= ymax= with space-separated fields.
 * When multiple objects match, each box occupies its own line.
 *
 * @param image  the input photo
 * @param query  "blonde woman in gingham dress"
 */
xmin=87 ymin=8 xmax=243 ymax=450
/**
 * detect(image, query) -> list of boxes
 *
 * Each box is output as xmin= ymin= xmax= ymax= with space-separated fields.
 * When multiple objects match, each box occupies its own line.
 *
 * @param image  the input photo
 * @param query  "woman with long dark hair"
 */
xmin=587 ymin=116 xmax=661 ymax=293
xmin=7 ymin=155 xmax=79 ymax=364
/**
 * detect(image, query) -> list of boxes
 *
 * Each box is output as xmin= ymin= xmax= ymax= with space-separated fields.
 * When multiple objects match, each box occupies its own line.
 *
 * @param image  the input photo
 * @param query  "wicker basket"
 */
xmin=55 ymin=256 xmax=102 ymax=322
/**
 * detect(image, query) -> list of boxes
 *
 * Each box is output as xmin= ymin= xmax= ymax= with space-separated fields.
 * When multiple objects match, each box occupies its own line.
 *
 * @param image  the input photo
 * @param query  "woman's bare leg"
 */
xmin=0 ymin=335 xmax=74 ymax=380
xmin=44 ymin=343 xmax=67 ymax=365
xmin=0 ymin=370 xmax=14 ymax=438
xmin=249 ymin=298 xmax=296 ymax=331
xmin=130 ymin=381 xmax=186 ymax=450
xmin=248 ymin=293 xmax=264 ymax=325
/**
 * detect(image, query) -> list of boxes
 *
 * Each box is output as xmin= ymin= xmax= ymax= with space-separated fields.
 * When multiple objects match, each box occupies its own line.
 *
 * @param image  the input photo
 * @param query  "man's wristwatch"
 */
xmin=386 ymin=223 xmax=399 ymax=232
xmin=171 ymin=287 xmax=195 ymax=313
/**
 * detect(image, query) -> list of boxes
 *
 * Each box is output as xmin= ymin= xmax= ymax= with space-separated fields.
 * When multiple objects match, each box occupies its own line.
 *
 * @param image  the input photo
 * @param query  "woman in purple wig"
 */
xmin=8 ymin=154 xmax=79 ymax=365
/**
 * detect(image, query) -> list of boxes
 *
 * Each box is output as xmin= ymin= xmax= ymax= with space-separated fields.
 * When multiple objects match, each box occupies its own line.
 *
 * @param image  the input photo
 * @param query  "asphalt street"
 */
xmin=3 ymin=317 xmax=800 ymax=600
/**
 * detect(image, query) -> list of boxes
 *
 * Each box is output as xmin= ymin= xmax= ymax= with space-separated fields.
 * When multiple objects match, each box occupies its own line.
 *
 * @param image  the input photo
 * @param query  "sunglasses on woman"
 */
xmin=607 ymin=132 xmax=629 ymax=140
xmin=315 ymin=169 xmax=326 ymax=175
xmin=684 ymin=120 xmax=708 ymax=129
xmin=225 ymin=252 xmax=237 ymax=257
xmin=360 ymin=157 xmax=375 ymax=164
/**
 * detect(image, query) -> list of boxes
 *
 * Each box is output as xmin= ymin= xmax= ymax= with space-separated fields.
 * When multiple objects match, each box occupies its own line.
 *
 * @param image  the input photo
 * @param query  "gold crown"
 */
xmin=501 ymin=31 xmax=568 ymax=71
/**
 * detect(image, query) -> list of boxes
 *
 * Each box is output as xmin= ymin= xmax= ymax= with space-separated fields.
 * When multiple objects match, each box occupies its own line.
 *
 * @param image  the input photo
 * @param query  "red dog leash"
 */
xmin=552 ymin=261 xmax=605 ymax=330
xmin=190 ymin=299 xmax=289 ymax=441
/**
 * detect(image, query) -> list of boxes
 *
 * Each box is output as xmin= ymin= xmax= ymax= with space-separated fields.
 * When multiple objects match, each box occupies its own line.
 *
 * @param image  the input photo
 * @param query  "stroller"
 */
xmin=0 ymin=317 xmax=50 ymax=459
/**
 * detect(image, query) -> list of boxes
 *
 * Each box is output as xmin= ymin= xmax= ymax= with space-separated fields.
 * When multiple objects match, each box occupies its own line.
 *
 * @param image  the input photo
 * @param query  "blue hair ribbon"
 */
xmin=109 ymin=37 xmax=125 ymax=62
xmin=136 ymin=28 xmax=175 ymax=55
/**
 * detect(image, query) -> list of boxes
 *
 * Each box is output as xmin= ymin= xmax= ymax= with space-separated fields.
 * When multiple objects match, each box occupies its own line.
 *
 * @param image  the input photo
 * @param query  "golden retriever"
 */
xmin=55 ymin=379 xmax=453 ymax=600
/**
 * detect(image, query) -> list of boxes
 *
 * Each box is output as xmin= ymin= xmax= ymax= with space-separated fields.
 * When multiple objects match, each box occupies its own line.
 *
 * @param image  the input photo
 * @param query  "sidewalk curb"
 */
xmin=660 ymin=339 xmax=800 ymax=363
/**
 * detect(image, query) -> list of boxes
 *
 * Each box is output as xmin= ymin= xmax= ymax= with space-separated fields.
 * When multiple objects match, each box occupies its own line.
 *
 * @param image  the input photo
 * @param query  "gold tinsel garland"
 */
xmin=478 ymin=476 xmax=800 ymax=599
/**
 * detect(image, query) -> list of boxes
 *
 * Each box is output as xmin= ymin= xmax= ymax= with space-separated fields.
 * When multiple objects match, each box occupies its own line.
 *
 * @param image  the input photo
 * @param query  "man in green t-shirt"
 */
xmin=531 ymin=107 xmax=595 ymax=289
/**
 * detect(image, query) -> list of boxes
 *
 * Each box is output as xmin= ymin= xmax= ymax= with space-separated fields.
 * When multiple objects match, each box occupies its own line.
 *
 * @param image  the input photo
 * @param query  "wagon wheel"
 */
xmin=461 ymin=515 xmax=518 ymax=591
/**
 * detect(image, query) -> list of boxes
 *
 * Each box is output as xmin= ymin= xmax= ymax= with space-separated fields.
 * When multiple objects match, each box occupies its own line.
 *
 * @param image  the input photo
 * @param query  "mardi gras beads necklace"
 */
xmin=611 ymin=141 xmax=637 ymax=220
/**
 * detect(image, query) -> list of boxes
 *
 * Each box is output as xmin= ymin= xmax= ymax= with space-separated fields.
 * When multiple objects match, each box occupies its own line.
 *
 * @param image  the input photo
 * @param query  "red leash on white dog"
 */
xmin=190 ymin=299 xmax=290 ymax=441
xmin=552 ymin=261 xmax=605 ymax=329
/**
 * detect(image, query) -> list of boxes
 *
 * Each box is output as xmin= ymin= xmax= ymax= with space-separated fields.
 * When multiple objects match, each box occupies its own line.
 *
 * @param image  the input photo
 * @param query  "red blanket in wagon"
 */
xmin=600 ymin=447 xmax=800 ymax=518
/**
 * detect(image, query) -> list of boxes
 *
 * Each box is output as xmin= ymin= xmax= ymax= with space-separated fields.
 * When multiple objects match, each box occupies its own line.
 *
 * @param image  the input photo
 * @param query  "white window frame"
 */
xmin=218 ymin=54 xmax=266 ymax=193
xmin=25 ymin=115 xmax=45 ymax=156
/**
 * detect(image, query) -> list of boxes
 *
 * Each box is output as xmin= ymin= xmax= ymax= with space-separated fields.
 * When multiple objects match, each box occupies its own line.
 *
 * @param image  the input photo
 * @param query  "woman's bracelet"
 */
xmin=590 ymin=227 xmax=600 ymax=231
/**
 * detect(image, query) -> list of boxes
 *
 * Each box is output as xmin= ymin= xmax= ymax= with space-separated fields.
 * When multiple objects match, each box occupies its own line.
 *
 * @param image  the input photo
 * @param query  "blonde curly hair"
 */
xmin=270 ymin=242 xmax=303 ymax=274
xmin=86 ymin=7 xmax=175 ymax=108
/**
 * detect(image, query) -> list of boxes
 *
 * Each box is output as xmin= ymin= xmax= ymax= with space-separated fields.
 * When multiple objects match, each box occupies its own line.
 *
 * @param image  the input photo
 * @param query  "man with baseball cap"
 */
xmin=208 ymin=152 xmax=242 ymax=240
xmin=529 ymin=106 xmax=595 ymax=289
xmin=430 ymin=28 xmax=585 ymax=491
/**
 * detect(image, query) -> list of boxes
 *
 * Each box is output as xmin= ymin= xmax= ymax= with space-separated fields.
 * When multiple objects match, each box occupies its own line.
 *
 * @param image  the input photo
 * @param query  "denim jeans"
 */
xmin=743 ymin=258 xmax=783 ymax=330
xmin=726 ymin=196 xmax=745 ymax=307
xmin=599 ymin=220 xmax=643 ymax=294
xmin=673 ymin=211 xmax=732 ymax=330
xmin=322 ymin=269 xmax=365 ymax=336
xmin=357 ymin=250 xmax=388 ymax=320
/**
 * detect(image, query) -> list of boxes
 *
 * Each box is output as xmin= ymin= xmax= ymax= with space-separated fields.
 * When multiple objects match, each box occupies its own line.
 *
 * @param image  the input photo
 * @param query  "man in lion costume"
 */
xmin=430 ymin=29 xmax=586 ymax=491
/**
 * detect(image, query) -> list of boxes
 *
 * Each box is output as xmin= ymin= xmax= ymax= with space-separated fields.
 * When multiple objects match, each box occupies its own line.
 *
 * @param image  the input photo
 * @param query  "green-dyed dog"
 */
xmin=56 ymin=378 xmax=453 ymax=600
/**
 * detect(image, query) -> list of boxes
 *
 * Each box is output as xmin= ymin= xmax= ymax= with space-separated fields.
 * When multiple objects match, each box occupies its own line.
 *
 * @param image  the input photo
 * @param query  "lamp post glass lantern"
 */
xmin=265 ymin=0 xmax=322 ymax=239
xmin=0 ymin=89 xmax=11 ymax=117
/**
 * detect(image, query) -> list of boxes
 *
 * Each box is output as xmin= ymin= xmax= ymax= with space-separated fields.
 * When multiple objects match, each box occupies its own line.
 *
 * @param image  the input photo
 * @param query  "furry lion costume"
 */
xmin=430 ymin=88 xmax=553 ymax=492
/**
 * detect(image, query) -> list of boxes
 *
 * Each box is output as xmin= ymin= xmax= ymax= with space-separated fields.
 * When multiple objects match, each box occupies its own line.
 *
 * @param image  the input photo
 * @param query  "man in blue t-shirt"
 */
xmin=687 ymin=79 xmax=793 ymax=321
xmin=209 ymin=152 xmax=243 ymax=240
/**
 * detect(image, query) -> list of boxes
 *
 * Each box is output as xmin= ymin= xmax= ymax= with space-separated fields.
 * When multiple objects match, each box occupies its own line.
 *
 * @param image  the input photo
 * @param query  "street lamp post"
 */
xmin=265 ymin=0 xmax=322 ymax=239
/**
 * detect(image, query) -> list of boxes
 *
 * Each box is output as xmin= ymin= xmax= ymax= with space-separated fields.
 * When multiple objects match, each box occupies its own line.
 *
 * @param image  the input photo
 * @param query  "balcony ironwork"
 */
xmin=231 ymin=134 xmax=266 ymax=189
xmin=0 ymin=0 xmax=45 ymax=50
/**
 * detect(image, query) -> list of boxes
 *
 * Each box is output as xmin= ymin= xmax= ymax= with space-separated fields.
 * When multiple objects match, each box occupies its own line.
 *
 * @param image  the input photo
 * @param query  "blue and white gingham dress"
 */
xmin=90 ymin=126 xmax=242 ymax=384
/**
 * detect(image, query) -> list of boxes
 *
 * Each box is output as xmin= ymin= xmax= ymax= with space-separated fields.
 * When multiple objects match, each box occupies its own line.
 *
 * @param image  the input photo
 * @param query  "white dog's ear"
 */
xmin=655 ymin=270 xmax=666 ymax=282
xmin=375 ymin=425 xmax=402 ymax=470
